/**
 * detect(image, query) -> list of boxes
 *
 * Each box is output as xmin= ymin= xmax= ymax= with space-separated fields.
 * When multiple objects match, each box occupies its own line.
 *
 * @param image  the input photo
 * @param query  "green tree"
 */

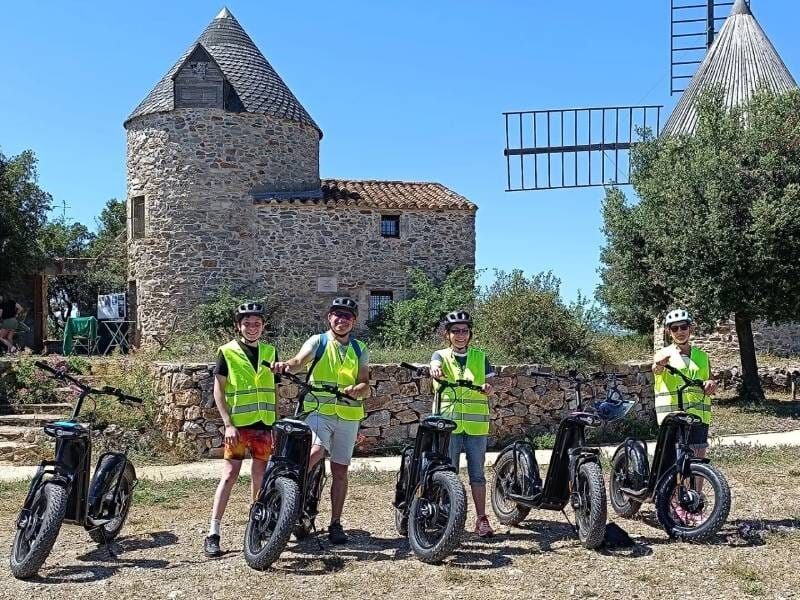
xmin=598 ymin=89 xmax=800 ymax=401
xmin=0 ymin=149 xmax=51 ymax=284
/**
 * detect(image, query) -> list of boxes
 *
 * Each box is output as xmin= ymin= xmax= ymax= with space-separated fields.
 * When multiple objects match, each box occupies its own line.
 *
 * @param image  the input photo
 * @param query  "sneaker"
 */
xmin=474 ymin=515 xmax=494 ymax=538
xmin=328 ymin=521 xmax=348 ymax=544
xmin=204 ymin=534 xmax=222 ymax=558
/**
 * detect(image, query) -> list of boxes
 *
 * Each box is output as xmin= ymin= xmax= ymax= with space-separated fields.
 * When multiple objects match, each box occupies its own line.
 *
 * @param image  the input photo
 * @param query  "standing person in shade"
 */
xmin=204 ymin=302 xmax=278 ymax=558
xmin=429 ymin=310 xmax=495 ymax=537
xmin=272 ymin=297 xmax=369 ymax=544
xmin=652 ymin=308 xmax=717 ymax=522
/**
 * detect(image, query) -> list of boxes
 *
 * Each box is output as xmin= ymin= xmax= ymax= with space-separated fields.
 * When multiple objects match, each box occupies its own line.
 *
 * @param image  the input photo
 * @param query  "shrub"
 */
xmin=475 ymin=270 xmax=598 ymax=367
xmin=191 ymin=285 xmax=278 ymax=339
xmin=369 ymin=267 xmax=475 ymax=345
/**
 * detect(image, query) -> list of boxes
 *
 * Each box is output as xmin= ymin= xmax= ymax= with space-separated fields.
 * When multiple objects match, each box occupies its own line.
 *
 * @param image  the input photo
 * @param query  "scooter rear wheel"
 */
xmin=10 ymin=482 xmax=68 ymax=579
xmin=408 ymin=471 xmax=466 ymax=563
xmin=87 ymin=457 xmax=136 ymax=544
xmin=490 ymin=451 xmax=532 ymax=526
xmin=244 ymin=476 xmax=301 ymax=570
xmin=609 ymin=451 xmax=644 ymax=518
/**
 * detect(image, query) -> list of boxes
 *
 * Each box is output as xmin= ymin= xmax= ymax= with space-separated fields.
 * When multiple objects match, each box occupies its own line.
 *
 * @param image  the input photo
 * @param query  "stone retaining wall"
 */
xmin=155 ymin=362 xmax=657 ymax=458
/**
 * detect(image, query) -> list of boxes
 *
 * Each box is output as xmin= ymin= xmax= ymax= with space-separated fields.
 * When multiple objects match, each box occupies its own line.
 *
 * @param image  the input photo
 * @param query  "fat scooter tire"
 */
xmin=87 ymin=458 xmax=136 ymax=544
xmin=395 ymin=508 xmax=408 ymax=536
xmin=408 ymin=471 xmax=466 ymax=563
xmin=244 ymin=476 xmax=301 ymax=570
xmin=655 ymin=462 xmax=731 ymax=541
xmin=608 ymin=451 xmax=644 ymax=518
xmin=490 ymin=451 xmax=532 ymax=526
xmin=10 ymin=482 xmax=68 ymax=579
xmin=574 ymin=462 xmax=607 ymax=550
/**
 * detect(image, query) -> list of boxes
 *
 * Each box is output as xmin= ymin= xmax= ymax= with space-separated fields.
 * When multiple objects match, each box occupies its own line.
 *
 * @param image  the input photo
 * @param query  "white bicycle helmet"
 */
xmin=664 ymin=308 xmax=692 ymax=326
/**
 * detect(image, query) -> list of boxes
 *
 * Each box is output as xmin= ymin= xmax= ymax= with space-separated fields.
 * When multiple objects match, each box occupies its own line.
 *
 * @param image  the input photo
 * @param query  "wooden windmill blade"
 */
xmin=670 ymin=0 xmax=751 ymax=95
xmin=503 ymin=105 xmax=663 ymax=191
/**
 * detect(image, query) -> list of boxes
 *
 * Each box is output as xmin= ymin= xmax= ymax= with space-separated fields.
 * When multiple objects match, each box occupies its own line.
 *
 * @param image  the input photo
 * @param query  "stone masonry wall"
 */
xmin=155 ymin=362 xmax=656 ymax=458
xmin=253 ymin=206 xmax=476 ymax=330
xmin=126 ymin=109 xmax=320 ymax=341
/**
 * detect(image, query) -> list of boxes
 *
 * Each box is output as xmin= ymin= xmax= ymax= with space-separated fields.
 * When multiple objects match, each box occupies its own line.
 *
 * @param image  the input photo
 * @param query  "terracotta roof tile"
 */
xmin=253 ymin=179 xmax=476 ymax=211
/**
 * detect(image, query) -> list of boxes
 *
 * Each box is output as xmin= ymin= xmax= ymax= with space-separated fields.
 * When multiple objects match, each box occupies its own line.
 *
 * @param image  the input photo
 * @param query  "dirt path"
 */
xmin=1 ymin=447 xmax=799 ymax=599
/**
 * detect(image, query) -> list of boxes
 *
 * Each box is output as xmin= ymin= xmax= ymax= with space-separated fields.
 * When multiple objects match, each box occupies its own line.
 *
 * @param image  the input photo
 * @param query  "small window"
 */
xmin=380 ymin=215 xmax=400 ymax=238
xmin=369 ymin=291 xmax=393 ymax=321
xmin=132 ymin=196 xmax=145 ymax=240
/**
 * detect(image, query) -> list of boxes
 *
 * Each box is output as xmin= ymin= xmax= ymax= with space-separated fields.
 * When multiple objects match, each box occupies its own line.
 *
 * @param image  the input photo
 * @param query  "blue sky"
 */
xmin=2 ymin=1 xmax=799 ymax=302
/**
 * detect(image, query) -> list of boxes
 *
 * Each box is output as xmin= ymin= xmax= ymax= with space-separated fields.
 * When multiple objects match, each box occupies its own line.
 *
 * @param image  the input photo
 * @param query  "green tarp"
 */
xmin=62 ymin=316 xmax=98 ymax=355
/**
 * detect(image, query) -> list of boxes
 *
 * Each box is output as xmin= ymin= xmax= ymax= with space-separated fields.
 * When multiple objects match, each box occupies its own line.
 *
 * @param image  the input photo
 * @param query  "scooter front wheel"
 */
xmin=574 ymin=462 xmax=607 ymax=550
xmin=408 ymin=471 xmax=466 ymax=563
xmin=655 ymin=462 xmax=731 ymax=541
xmin=243 ymin=476 xmax=301 ymax=570
xmin=10 ymin=482 xmax=68 ymax=579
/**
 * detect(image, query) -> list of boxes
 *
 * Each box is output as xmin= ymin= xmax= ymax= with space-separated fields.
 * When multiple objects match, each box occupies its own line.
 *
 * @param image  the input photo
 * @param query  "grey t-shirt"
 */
xmin=297 ymin=332 xmax=369 ymax=369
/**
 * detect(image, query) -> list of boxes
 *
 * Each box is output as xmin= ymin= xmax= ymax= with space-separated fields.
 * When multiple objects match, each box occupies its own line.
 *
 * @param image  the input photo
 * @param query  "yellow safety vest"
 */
xmin=654 ymin=345 xmax=712 ymax=425
xmin=219 ymin=340 xmax=277 ymax=428
xmin=304 ymin=332 xmax=367 ymax=421
xmin=434 ymin=347 xmax=489 ymax=436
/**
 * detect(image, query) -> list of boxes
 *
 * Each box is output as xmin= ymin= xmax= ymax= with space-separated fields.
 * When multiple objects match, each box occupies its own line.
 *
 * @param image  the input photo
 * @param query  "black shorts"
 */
xmin=688 ymin=423 xmax=709 ymax=448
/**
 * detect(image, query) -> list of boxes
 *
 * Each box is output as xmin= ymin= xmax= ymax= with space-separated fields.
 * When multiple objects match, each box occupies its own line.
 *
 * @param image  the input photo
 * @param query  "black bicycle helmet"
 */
xmin=234 ymin=301 xmax=265 ymax=322
xmin=329 ymin=297 xmax=358 ymax=317
xmin=443 ymin=310 xmax=472 ymax=330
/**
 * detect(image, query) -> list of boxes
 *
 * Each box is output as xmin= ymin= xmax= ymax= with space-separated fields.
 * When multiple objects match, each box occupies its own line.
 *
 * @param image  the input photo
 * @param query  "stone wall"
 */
xmin=253 ymin=206 xmax=475 ymax=330
xmin=126 ymin=108 xmax=321 ymax=341
xmin=155 ymin=362 xmax=656 ymax=458
xmin=655 ymin=318 xmax=800 ymax=358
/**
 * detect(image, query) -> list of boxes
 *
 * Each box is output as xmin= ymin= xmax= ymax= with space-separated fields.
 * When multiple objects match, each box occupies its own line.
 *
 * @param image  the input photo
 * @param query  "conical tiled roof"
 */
xmin=661 ymin=0 xmax=797 ymax=137
xmin=125 ymin=8 xmax=321 ymax=135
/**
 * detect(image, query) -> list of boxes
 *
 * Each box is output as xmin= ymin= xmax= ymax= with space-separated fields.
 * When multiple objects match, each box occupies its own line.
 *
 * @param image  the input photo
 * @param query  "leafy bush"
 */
xmin=475 ymin=270 xmax=599 ymax=367
xmin=0 ymin=357 xmax=60 ymax=404
xmin=369 ymin=267 xmax=475 ymax=345
xmin=191 ymin=285 xmax=278 ymax=339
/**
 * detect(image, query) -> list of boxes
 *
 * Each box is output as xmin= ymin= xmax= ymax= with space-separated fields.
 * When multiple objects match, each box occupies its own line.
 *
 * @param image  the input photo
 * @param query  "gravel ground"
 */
xmin=0 ymin=448 xmax=799 ymax=600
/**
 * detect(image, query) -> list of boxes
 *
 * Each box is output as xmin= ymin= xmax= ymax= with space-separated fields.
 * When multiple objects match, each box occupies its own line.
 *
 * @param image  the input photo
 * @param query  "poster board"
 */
xmin=97 ymin=293 xmax=126 ymax=320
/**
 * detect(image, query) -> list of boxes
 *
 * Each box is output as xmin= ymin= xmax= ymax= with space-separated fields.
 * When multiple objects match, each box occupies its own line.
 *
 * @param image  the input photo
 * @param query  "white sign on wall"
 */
xmin=317 ymin=276 xmax=338 ymax=293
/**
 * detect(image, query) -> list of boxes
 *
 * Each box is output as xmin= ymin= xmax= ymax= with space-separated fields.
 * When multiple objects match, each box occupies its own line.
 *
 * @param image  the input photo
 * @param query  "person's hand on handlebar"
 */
xmin=429 ymin=362 xmax=443 ymax=379
xmin=269 ymin=361 xmax=290 ymax=374
xmin=703 ymin=380 xmax=717 ymax=395
xmin=481 ymin=382 xmax=493 ymax=394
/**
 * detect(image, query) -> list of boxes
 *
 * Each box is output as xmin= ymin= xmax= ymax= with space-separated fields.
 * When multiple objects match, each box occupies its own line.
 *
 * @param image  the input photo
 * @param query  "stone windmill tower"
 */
xmin=124 ymin=8 xmax=322 ymax=341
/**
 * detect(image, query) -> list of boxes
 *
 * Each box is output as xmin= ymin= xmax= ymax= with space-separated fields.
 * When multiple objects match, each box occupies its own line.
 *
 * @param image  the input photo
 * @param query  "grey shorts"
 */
xmin=306 ymin=412 xmax=360 ymax=466
xmin=689 ymin=423 xmax=710 ymax=450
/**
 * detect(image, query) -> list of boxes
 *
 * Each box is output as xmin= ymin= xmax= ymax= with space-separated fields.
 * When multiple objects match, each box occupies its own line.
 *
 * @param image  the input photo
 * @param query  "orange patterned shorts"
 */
xmin=224 ymin=428 xmax=273 ymax=461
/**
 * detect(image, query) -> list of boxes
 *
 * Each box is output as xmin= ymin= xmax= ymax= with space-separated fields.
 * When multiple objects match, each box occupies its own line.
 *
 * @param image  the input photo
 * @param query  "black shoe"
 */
xmin=204 ymin=534 xmax=222 ymax=558
xmin=328 ymin=521 xmax=348 ymax=544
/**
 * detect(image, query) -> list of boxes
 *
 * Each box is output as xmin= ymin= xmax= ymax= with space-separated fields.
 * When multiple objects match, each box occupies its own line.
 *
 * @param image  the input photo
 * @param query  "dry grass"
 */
xmin=0 ymin=447 xmax=799 ymax=599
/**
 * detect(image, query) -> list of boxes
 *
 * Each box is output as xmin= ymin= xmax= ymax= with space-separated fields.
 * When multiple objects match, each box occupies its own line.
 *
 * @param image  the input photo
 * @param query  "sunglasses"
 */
xmin=449 ymin=327 xmax=471 ymax=334
xmin=669 ymin=323 xmax=690 ymax=332
xmin=330 ymin=310 xmax=355 ymax=321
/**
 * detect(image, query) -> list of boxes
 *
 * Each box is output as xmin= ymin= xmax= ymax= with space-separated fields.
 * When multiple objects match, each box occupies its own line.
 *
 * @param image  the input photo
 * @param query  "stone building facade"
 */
xmin=124 ymin=9 xmax=476 ymax=341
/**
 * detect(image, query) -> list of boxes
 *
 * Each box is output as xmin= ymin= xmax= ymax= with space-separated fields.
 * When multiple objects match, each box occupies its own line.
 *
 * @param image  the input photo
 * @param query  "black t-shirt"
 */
xmin=0 ymin=300 xmax=15 ymax=319
xmin=215 ymin=340 xmax=276 ymax=431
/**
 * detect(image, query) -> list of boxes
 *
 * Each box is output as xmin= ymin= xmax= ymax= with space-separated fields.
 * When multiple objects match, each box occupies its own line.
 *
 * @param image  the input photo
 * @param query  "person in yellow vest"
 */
xmin=204 ymin=302 xmax=277 ymax=558
xmin=272 ymin=297 xmax=369 ymax=544
xmin=652 ymin=308 xmax=717 ymax=458
xmin=430 ymin=310 xmax=495 ymax=537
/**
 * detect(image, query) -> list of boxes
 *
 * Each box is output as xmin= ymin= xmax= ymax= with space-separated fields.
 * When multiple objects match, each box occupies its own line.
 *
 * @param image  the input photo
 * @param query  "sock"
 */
xmin=209 ymin=518 xmax=221 ymax=537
